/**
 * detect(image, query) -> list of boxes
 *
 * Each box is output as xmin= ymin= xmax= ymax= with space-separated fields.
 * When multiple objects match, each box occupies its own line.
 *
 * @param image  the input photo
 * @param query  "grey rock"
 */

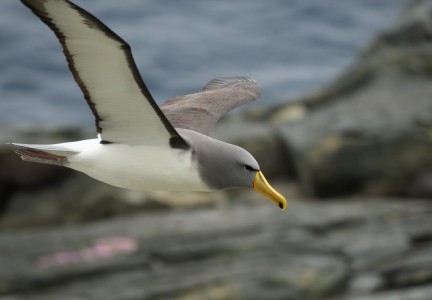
xmin=349 ymin=273 xmax=383 ymax=295
xmin=0 ymin=200 xmax=351 ymax=300
xmin=0 ymin=197 xmax=432 ymax=299
xmin=346 ymin=286 xmax=432 ymax=300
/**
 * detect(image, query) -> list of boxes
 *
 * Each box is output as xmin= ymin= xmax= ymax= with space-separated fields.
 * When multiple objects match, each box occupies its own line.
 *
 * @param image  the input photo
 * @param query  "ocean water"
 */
xmin=0 ymin=0 xmax=408 ymax=129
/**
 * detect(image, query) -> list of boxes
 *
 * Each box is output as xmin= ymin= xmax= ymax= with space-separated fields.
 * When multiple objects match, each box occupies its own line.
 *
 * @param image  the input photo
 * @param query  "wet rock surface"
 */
xmin=0 ymin=197 xmax=432 ymax=299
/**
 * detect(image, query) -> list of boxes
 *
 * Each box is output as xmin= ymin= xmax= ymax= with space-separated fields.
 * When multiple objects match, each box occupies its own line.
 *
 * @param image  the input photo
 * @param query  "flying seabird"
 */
xmin=12 ymin=0 xmax=287 ymax=210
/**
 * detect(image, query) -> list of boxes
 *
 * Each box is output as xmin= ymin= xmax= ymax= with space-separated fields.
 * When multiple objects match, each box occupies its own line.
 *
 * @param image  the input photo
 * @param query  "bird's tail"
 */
xmin=14 ymin=148 xmax=66 ymax=166
xmin=11 ymin=143 xmax=79 ymax=166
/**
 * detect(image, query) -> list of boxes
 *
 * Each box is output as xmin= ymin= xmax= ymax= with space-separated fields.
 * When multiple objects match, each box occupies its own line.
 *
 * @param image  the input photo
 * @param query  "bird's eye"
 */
xmin=244 ymin=165 xmax=255 ymax=172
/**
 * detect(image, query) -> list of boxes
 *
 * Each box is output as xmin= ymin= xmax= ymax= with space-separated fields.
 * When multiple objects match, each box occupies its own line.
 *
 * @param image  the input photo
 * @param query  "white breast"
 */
xmin=66 ymin=141 xmax=210 ymax=192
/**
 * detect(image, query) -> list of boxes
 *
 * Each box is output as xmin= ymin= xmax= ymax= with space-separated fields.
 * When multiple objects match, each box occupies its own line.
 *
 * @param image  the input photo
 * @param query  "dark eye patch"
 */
xmin=244 ymin=165 xmax=256 ymax=172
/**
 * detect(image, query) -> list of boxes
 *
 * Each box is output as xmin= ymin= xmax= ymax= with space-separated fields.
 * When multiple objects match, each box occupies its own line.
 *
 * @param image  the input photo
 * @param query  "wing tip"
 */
xmin=203 ymin=76 xmax=259 ymax=91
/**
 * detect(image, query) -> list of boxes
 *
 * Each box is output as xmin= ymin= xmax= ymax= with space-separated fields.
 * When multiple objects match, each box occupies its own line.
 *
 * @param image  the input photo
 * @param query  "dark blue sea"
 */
xmin=0 ymin=0 xmax=408 ymax=129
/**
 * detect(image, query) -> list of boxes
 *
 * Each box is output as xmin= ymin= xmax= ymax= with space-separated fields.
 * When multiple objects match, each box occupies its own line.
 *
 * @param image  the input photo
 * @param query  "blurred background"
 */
xmin=2 ymin=0 xmax=432 ymax=299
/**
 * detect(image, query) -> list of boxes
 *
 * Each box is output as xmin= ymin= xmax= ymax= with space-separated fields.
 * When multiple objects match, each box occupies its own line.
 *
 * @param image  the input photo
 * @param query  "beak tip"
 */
xmin=253 ymin=171 xmax=287 ymax=211
xmin=278 ymin=200 xmax=287 ymax=211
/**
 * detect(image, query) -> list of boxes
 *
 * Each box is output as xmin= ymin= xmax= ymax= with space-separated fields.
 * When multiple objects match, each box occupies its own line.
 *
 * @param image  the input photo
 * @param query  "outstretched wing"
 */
xmin=160 ymin=77 xmax=262 ymax=136
xmin=21 ymin=0 xmax=187 ymax=147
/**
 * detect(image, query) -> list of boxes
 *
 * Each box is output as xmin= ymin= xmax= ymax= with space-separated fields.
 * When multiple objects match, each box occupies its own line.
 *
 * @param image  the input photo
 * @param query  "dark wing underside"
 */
xmin=21 ymin=0 xmax=187 ymax=147
xmin=161 ymin=77 xmax=262 ymax=136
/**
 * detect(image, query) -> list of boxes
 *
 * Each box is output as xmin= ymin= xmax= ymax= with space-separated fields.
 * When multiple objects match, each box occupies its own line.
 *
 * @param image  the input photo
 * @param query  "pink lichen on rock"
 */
xmin=36 ymin=236 xmax=138 ymax=268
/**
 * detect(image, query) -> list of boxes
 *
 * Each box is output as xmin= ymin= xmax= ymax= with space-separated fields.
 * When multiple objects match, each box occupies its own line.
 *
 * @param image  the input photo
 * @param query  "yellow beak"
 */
xmin=253 ymin=171 xmax=287 ymax=210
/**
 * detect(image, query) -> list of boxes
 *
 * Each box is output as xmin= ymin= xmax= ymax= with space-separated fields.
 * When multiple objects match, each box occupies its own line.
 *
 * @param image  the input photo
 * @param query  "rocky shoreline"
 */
xmin=1 ymin=196 xmax=432 ymax=300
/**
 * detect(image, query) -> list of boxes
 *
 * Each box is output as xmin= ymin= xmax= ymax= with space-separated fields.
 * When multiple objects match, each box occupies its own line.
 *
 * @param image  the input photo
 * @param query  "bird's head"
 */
xmin=228 ymin=145 xmax=287 ymax=210
xmin=193 ymin=135 xmax=287 ymax=210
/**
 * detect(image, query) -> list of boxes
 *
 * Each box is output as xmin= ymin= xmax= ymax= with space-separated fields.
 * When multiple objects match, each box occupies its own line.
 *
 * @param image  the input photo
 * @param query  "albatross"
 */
xmin=12 ymin=0 xmax=287 ymax=210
